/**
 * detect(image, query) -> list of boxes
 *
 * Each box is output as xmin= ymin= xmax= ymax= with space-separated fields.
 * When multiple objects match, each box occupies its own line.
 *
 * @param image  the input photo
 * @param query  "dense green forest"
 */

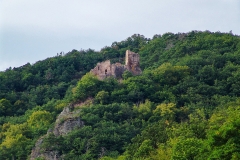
xmin=1 ymin=31 xmax=240 ymax=159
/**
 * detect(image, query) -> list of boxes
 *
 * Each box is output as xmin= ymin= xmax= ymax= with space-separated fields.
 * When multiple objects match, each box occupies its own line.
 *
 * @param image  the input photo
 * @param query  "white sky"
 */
xmin=0 ymin=0 xmax=240 ymax=71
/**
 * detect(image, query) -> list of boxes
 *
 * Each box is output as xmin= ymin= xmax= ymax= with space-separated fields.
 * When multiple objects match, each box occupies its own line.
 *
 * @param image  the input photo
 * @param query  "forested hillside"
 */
xmin=1 ymin=31 xmax=240 ymax=159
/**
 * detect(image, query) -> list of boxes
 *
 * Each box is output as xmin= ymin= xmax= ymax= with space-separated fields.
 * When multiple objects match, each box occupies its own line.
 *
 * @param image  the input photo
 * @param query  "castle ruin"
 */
xmin=91 ymin=50 xmax=142 ymax=80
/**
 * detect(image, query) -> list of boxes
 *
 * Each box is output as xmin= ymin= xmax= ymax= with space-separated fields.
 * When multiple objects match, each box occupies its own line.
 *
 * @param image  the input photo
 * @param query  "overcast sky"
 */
xmin=0 ymin=0 xmax=239 ymax=71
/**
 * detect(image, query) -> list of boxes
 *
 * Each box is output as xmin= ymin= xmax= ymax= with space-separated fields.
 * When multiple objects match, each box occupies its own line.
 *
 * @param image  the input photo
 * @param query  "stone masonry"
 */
xmin=91 ymin=50 xmax=142 ymax=80
xmin=125 ymin=50 xmax=142 ymax=75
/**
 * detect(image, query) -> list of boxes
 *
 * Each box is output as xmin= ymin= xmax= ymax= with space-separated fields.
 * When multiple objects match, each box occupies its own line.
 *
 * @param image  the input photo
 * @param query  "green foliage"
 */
xmin=152 ymin=63 xmax=190 ymax=86
xmin=122 ymin=70 xmax=133 ymax=80
xmin=205 ymin=106 xmax=240 ymax=159
xmin=133 ymin=100 xmax=154 ymax=120
xmin=171 ymin=138 xmax=204 ymax=160
xmin=73 ymin=73 xmax=102 ymax=100
xmin=0 ymin=99 xmax=13 ymax=116
xmin=27 ymin=110 xmax=54 ymax=137
xmin=0 ymin=123 xmax=33 ymax=159
xmin=0 ymin=49 xmax=104 ymax=115
xmin=95 ymin=91 xmax=109 ymax=104
xmin=134 ymin=139 xmax=154 ymax=158
xmin=154 ymin=103 xmax=177 ymax=121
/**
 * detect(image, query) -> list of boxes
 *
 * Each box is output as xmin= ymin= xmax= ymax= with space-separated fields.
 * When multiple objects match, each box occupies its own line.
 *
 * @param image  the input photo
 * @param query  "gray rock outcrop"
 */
xmin=30 ymin=106 xmax=84 ymax=160
xmin=52 ymin=106 xmax=83 ymax=136
xmin=30 ymin=137 xmax=60 ymax=160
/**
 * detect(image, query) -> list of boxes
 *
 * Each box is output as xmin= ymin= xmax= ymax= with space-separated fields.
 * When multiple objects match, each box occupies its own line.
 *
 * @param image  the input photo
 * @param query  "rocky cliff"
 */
xmin=30 ymin=106 xmax=84 ymax=160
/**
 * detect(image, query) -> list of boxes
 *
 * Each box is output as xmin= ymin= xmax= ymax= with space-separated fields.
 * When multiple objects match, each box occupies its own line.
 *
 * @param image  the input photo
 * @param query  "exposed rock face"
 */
xmin=53 ymin=106 xmax=83 ymax=136
xmin=91 ymin=50 xmax=142 ymax=80
xmin=30 ymin=137 xmax=60 ymax=160
xmin=53 ymin=117 xmax=83 ymax=136
xmin=30 ymin=106 xmax=84 ymax=160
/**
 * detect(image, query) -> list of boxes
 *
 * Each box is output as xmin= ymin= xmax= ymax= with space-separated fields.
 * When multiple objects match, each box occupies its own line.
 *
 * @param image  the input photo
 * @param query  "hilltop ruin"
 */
xmin=91 ymin=50 xmax=142 ymax=80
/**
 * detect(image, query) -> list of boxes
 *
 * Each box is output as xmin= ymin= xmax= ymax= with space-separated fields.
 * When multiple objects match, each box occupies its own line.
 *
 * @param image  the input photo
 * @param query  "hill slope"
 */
xmin=0 ymin=31 xmax=240 ymax=159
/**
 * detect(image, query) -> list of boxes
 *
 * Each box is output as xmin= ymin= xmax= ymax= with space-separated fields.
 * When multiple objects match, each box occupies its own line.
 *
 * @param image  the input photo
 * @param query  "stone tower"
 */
xmin=125 ymin=50 xmax=142 ymax=75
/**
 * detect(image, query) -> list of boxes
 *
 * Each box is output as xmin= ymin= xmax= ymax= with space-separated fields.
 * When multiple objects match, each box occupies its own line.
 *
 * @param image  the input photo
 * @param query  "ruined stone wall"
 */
xmin=111 ymin=62 xmax=126 ymax=78
xmin=91 ymin=50 xmax=142 ymax=80
xmin=91 ymin=60 xmax=112 ymax=80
